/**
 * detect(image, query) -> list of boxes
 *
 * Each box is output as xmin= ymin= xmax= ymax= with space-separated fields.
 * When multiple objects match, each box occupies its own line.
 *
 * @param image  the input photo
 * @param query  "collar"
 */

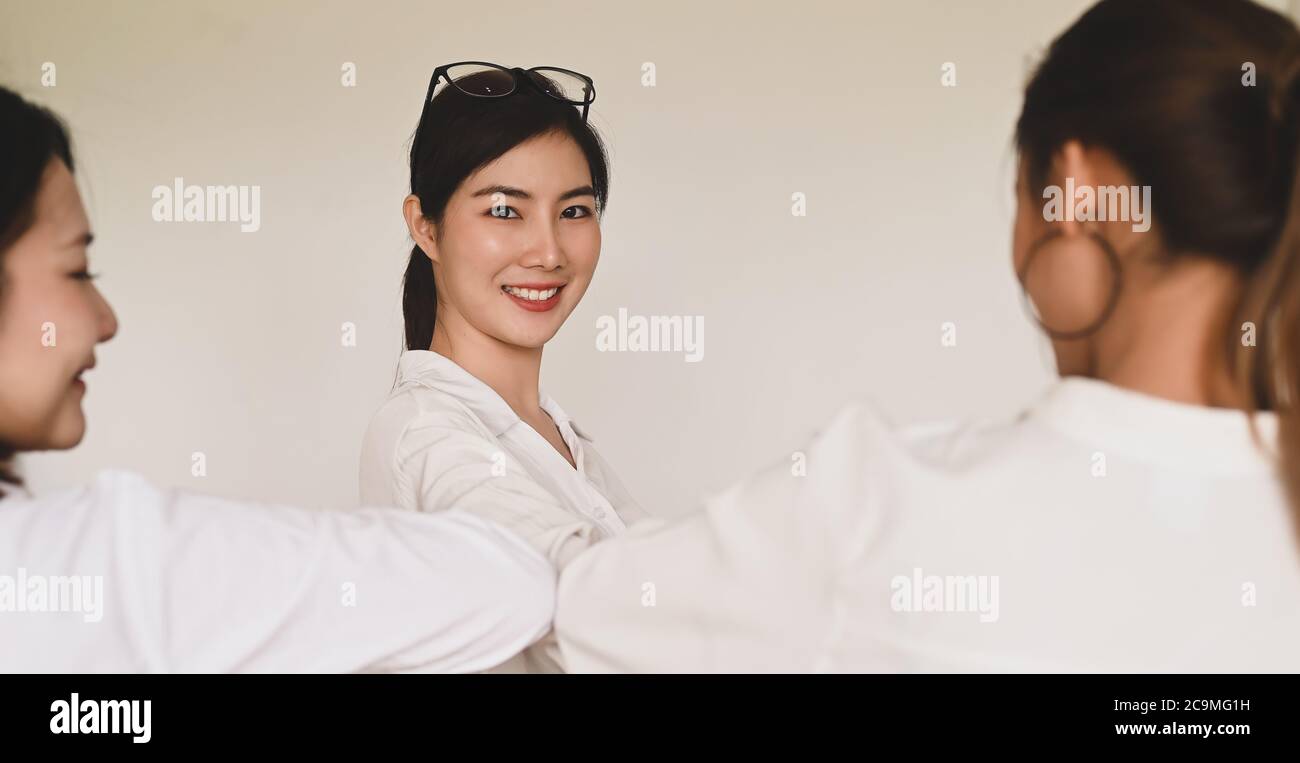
xmin=1030 ymin=376 xmax=1279 ymax=475
xmin=396 ymin=350 xmax=590 ymax=440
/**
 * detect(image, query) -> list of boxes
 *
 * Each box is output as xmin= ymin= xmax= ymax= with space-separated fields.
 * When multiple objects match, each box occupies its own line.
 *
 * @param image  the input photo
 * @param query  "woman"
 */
xmin=555 ymin=0 xmax=1300 ymax=672
xmin=359 ymin=64 xmax=646 ymax=670
xmin=0 ymin=85 xmax=555 ymax=673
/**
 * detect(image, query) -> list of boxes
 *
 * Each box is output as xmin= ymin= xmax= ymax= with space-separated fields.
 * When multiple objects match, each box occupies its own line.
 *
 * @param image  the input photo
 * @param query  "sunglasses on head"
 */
xmin=424 ymin=61 xmax=596 ymax=122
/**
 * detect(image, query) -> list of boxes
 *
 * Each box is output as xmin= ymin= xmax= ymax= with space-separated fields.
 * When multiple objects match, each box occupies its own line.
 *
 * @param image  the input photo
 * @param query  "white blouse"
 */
xmin=359 ymin=350 xmax=648 ymax=671
xmin=555 ymin=377 xmax=1300 ymax=672
xmin=0 ymin=470 xmax=554 ymax=672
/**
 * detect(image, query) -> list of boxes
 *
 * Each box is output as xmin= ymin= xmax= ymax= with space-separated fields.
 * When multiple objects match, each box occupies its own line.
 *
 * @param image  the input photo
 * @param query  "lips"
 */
xmin=73 ymin=359 xmax=94 ymax=389
xmin=501 ymin=283 xmax=564 ymax=312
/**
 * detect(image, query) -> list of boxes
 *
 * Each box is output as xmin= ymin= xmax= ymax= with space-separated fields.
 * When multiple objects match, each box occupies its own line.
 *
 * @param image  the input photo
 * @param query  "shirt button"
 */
xmin=592 ymin=507 xmax=607 ymax=519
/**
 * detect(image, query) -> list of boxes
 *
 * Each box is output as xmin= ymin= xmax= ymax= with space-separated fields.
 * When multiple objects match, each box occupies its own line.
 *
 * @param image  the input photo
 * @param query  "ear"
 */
xmin=403 ymin=194 xmax=439 ymax=263
xmin=1046 ymin=140 xmax=1099 ymax=237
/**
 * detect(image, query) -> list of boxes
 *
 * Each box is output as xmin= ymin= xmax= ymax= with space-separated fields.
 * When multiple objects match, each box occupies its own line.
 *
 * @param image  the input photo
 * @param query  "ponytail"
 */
xmin=1234 ymin=51 xmax=1300 ymax=538
xmin=402 ymin=244 xmax=437 ymax=352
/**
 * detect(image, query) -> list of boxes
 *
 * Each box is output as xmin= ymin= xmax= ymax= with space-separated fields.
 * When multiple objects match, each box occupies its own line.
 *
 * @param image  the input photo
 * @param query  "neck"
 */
xmin=1088 ymin=255 xmax=1246 ymax=409
xmin=429 ymin=311 xmax=543 ymax=417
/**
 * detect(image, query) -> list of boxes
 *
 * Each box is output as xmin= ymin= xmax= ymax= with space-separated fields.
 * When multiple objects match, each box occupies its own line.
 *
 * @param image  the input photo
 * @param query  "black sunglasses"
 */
xmin=424 ymin=61 xmax=596 ymax=122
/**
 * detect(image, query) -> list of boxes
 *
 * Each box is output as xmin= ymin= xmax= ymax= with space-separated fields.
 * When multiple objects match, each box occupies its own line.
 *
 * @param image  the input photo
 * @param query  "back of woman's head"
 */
xmin=402 ymin=69 xmax=610 ymax=351
xmin=1017 ymin=0 xmax=1300 ymax=265
xmin=1016 ymin=0 xmax=1300 ymax=523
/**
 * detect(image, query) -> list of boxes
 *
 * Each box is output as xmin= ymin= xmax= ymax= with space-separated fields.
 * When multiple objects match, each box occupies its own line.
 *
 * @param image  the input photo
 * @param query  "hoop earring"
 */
xmin=1016 ymin=229 xmax=1123 ymax=341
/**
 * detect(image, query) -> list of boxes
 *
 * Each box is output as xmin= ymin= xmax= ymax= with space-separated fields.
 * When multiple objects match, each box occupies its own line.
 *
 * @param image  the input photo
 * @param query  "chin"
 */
xmin=498 ymin=320 xmax=563 ymax=349
xmin=503 ymin=333 xmax=555 ymax=350
xmin=45 ymin=408 xmax=88 ymax=450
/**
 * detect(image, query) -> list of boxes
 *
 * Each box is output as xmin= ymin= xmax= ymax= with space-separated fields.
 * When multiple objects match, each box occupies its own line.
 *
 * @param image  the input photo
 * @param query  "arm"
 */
xmin=553 ymin=405 xmax=878 ymax=673
xmin=112 ymin=472 xmax=554 ymax=672
xmin=393 ymin=411 xmax=607 ymax=568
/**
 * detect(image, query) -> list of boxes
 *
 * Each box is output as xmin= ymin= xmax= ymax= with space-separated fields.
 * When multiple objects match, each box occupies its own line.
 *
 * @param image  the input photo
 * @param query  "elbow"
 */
xmin=521 ymin=564 xmax=558 ymax=640
xmin=492 ymin=541 xmax=557 ymax=647
xmin=514 ymin=540 xmax=556 ymax=611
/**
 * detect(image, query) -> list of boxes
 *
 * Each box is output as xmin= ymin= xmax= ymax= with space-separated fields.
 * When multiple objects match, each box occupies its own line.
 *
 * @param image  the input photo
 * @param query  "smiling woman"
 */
xmin=0 ymin=85 xmax=561 ymax=673
xmin=0 ymin=89 xmax=116 ymax=474
xmin=358 ymin=64 xmax=649 ymax=673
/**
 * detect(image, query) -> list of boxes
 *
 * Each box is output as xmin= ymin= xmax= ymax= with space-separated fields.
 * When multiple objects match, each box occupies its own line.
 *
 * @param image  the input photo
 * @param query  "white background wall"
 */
xmin=2 ymin=0 xmax=1289 ymax=516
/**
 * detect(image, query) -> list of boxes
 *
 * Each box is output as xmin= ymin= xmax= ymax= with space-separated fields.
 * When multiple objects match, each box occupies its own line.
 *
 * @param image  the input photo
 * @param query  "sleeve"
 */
xmin=101 ymin=471 xmax=556 ymax=673
xmin=579 ymin=439 xmax=653 ymax=527
xmin=552 ymin=404 xmax=883 ymax=672
xmin=393 ymin=410 xmax=607 ymax=569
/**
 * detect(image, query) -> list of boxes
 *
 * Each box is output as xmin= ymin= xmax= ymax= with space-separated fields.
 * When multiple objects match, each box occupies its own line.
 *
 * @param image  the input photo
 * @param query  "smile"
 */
xmin=501 ymin=284 xmax=564 ymax=312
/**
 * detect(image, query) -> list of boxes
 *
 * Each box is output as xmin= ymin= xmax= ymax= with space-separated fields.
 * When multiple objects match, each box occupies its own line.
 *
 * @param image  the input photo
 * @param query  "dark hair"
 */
xmin=0 ymin=85 xmax=76 ymax=493
xmin=0 ymin=86 xmax=73 ymax=254
xmin=402 ymin=70 xmax=610 ymax=351
xmin=1016 ymin=0 xmax=1300 ymax=524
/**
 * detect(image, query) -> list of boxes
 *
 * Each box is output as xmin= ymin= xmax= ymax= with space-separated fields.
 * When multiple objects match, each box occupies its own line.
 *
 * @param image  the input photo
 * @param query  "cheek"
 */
xmin=469 ymin=220 xmax=516 ymax=261
xmin=1012 ymin=202 xmax=1037 ymax=276
xmin=45 ymin=284 xmax=101 ymax=355
xmin=441 ymin=226 xmax=512 ymax=293
xmin=565 ymin=224 xmax=601 ymax=275
xmin=0 ymin=287 xmax=83 ymax=445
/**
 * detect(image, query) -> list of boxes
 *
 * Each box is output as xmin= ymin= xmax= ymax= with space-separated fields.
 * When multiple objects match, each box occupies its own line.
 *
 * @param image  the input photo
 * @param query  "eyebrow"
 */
xmin=470 ymin=184 xmax=596 ymax=202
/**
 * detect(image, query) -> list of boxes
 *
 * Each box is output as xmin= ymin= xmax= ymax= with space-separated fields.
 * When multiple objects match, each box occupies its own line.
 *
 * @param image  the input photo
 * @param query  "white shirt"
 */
xmin=555 ymin=377 xmax=1300 ymax=672
xmin=360 ymin=350 xmax=648 ymax=566
xmin=359 ymin=349 xmax=648 ymax=671
xmin=0 ymin=470 xmax=554 ymax=673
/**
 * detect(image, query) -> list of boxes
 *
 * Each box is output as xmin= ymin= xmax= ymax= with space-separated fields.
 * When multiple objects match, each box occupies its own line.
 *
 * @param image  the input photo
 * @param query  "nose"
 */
xmin=93 ymin=284 xmax=118 ymax=344
xmin=520 ymin=216 xmax=567 ymax=271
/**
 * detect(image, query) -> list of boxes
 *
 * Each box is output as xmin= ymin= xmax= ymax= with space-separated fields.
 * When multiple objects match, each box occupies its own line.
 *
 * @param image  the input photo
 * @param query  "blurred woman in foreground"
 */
xmin=555 ymin=0 xmax=1300 ymax=672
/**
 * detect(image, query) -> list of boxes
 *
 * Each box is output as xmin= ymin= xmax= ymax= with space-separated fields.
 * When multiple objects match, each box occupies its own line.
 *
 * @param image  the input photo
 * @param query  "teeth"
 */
xmin=503 ymin=286 xmax=559 ymax=301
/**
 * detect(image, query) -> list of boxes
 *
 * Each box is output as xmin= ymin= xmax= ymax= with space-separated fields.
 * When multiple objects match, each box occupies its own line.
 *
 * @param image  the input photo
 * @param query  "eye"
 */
xmin=488 ymin=205 xmax=520 ymax=219
xmin=561 ymin=205 xmax=593 ymax=219
xmin=71 ymin=269 xmax=99 ymax=282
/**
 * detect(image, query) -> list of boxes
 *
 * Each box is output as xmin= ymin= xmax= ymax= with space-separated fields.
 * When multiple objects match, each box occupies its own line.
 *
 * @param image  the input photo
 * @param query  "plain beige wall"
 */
xmin=4 ymin=0 xmax=1290 ymax=516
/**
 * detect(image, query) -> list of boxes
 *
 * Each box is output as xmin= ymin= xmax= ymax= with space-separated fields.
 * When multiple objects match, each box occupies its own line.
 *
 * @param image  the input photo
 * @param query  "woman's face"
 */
xmin=0 ymin=160 xmax=118 ymax=451
xmin=410 ymin=131 xmax=601 ymax=351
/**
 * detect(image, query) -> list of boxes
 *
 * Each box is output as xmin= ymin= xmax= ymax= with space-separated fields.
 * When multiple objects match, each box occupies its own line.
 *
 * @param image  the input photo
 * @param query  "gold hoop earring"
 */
xmin=1017 ymin=229 xmax=1123 ymax=341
